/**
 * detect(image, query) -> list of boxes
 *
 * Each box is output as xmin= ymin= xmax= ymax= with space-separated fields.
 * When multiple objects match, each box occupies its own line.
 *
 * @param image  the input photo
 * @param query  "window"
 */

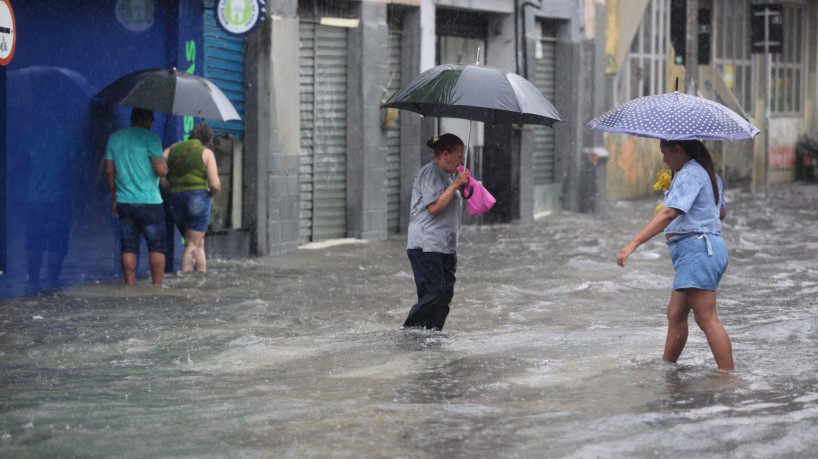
xmin=715 ymin=0 xmax=754 ymax=112
xmin=614 ymin=0 xmax=670 ymax=105
xmin=717 ymin=1 xmax=805 ymax=115
xmin=770 ymin=3 xmax=805 ymax=114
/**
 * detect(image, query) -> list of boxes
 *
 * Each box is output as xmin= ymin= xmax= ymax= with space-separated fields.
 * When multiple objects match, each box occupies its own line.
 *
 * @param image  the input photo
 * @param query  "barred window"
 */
xmin=717 ymin=1 xmax=805 ymax=115
xmin=715 ymin=0 xmax=754 ymax=112
xmin=770 ymin=3 xmax=804 ymax=114
xmin=614 ymin=0 xmax=670 ymax=105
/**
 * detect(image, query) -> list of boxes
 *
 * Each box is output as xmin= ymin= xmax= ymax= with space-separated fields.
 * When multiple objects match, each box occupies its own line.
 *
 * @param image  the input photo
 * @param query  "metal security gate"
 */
xmin=533 ymin=24 xmax=559 ymax=213
xmin=203 ymin=0 xmax=245 ymax=139
xmin=385 ymin=30 xmax=402 ymax=233
xmin=203 ymin=1 xmax=245 ymax=232
xmin=299 ymin=22 xmax=349 ymax=243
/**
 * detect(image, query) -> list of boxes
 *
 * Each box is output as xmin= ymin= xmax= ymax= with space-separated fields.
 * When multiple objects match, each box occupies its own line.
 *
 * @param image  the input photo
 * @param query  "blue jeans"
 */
xmin=169 ymin=189 xmax=212 ymax=233
xmin=404 ymin=249 xmax=457 ymax=330
xmin=117 ymin=203 xmax=167 ymax=254
xmin=668 ymin=233 xmax=728 ymax=291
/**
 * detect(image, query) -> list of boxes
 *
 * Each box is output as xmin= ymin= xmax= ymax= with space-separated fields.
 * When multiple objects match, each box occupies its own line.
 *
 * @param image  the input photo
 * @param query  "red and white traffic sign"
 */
xmin=0 ymin=0 xmax=16 ymax=66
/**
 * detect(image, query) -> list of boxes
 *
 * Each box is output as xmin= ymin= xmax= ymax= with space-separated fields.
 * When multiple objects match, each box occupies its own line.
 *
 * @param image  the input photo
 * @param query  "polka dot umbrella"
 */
xmin=587 ymin=91 xmax=759 ymax=141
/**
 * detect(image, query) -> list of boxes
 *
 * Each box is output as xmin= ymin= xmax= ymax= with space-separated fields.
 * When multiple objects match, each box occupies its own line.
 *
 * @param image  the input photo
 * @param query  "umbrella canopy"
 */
xmin=96 ymin=68 xmax=240 ymax=122
xmin=587 ymin=91 xmax=759 ymax=141
xmin=382 ymin=63 xmax=562 ymax=127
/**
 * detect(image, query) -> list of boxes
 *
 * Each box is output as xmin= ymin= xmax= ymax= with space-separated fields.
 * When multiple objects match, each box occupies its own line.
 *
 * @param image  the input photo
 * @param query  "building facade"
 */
xmin=245 ymin=0 xmax=606 ymax=261
xmin=5 ymin=0 xmax=815 ymax=299
xmin=604 ymin=0 xmax=818 ymax=199
xmin=1 ymin=0 xmax=209 ymax=297
xmin=0 ymin=0 xmax=607 ymax=298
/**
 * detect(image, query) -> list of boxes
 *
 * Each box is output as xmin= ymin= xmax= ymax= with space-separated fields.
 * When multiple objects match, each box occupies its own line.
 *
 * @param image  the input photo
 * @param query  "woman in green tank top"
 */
xmin=163 ymin=123 xmax=221 ymax=273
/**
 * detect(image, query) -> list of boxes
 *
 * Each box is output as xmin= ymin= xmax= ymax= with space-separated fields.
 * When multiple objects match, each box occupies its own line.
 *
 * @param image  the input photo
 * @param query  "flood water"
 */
xmin=2 ymin=183 xmax=817 ymax=458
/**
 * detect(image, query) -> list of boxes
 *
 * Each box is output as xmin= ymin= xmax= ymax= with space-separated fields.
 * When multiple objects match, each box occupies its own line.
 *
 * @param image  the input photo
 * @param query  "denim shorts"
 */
xmin=169 ymin=189 xmax=212 ymax=233
xmin=667 ymin=233 xmax=728 ymax=291
xmin=117 ymin=203 xmax=167 ymax=254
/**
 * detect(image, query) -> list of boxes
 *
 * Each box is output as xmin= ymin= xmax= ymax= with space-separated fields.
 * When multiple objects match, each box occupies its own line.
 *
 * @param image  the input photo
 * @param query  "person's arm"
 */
xmin=717 ymin=175 xmax=726 ymax=221
xmin=616 ymin=206 xmax=680 ymax=267
xmin=203 ymin=148 xmax=221 ymax=196
xmin=426 ymin=171 xmax=469 ymax=216
xmin=151 ymin=155 xmax=168 ymax=178
xmin=159 ymin=147 xmax=173 ymax=191
xmin=105 ymin=159 xmax=118 ymax=217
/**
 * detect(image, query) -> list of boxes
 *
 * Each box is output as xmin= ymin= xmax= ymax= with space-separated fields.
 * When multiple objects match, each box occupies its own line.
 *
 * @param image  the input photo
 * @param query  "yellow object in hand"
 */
xmin=652 ymin=169 xmax=672 ymax=213
xmin=652 ymin=169 xmax=673 ymax=191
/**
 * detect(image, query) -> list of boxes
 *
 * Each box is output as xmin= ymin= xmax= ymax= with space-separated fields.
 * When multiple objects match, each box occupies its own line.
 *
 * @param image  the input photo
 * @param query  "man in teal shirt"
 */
xmin=105 ymin=108 xmax=168 ymax=285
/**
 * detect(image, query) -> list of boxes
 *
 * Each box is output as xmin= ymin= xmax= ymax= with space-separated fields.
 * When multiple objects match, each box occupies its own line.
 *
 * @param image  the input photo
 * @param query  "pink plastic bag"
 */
xmin=457 ymin=165 xmax=496 ymax=216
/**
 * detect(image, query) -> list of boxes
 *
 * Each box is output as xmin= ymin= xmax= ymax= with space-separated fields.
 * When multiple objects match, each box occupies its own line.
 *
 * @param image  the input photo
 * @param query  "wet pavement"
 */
xmin=1 ymin=183 xmax=818 ymax=458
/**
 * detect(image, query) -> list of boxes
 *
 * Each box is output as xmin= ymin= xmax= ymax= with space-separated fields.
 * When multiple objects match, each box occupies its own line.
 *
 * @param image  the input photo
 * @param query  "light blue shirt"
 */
xmin=663 ymin=159 xmax=723 ymax=236
xmin=105 ymin=127 xmax=164 ymax=204
xmin=407 ymin=161 xmax=462 ymax=254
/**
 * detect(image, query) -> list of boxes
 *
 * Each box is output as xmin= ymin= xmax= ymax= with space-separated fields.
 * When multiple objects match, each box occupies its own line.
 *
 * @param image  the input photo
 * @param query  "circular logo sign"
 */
xmin=216 ymin=0 xmax=265 ymax=36
xmin=115 ymin=0 xmax=155 ymax=32
xmin=0 ymin=0 xmax=16 ymax=66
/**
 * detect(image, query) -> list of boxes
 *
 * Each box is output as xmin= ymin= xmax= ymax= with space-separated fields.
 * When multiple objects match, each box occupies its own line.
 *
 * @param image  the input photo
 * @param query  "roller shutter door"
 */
xmin=299 ymin=22 xmax=349 ymax=243
xmin=203 ymin=0 xmax=245 ymax=139
xmin=533 ymin=36 xmax=556 ymax=186
xmin=532 ymin=31 xmax=560 ymax=213
xmin=385 ymin=30 xmax=402 ymax=233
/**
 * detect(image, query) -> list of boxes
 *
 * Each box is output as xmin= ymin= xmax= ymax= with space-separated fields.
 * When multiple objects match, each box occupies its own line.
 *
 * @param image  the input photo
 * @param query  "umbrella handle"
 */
xmin=462 ymin=184 xmax=473 ymax=200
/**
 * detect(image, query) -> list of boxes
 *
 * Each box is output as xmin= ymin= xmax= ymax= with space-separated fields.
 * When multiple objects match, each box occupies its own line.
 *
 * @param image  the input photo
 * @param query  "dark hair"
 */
xmin=426 ymin=133 xmax=464 ymax=156
xmin=130 ymin=107 xmax=154 ymax=124
xmin=660 ymin=139 xmax=720 ymax=206
xmin=189 ymin=122 xmax=213 ymax=145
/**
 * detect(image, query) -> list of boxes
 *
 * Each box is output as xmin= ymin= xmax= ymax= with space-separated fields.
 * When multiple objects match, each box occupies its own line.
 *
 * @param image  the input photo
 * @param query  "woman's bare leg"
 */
xmin=663 ymin=289 xmax=691 ymax=363
xmin=182 ymin=230 xmax=206 ymax=273
xmin=194 ymin=235 xmax=207 ymax=272
xmin=687 ymin=288 xmax=733 ymax=370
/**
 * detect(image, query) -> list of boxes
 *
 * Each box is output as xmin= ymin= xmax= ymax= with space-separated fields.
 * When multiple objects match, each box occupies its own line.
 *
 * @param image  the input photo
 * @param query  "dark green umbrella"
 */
xmin=382 ymin=63 xmax=562 ymax=127
xmin=383 ymin=62 xmax=562 ymax=175
xmin=96 ymin=67 xmax=240 ymax=122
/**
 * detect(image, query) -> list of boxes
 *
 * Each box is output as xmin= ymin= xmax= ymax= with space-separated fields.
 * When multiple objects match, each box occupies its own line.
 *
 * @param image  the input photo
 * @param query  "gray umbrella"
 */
xmin=96 ymin=67 xmax=240 ymax=122
xmin=382 ymin=63 xmax=562 ymax=127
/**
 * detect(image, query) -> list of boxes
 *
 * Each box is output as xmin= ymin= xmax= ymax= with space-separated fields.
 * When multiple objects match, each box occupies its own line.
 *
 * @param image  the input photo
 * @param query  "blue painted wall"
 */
xmin=1 ymin=0 xmax=205 ymax=297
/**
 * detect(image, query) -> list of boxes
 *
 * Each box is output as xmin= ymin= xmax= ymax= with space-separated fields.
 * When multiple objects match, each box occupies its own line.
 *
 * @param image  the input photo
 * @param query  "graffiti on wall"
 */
xmin=770 ymin=146 xmax=795 ymax=169
xmin=769 ymin=117 xmax=800 ymax=170
xmin=605 ymin=134 xmax=666 ymax=200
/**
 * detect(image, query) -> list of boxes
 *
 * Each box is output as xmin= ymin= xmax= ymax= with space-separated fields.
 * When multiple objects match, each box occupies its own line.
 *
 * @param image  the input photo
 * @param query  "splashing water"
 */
xmin=1 ymin=184 xmax=817 ymax=457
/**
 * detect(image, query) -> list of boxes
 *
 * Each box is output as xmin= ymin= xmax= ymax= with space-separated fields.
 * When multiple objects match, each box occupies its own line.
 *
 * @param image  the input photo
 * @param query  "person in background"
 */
xmin=616 ymin=139 xmax=733 ymax=371
xmin=160 ymin=184 xmax=178 ymax=274
xmin=164 ymin=122 xmax=221 ymax=273
xmin=403 ymin=134 xmax=470 ymax=331
xmin=105 ymin=107 xmax=168 ymax=285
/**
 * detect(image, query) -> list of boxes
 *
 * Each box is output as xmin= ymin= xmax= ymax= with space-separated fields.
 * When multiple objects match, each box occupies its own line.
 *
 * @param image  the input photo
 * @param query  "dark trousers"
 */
xmin=162 ymin=200 xmax=176 ymax=273
xmin=403 ymin=249 xmax=457 ymax=331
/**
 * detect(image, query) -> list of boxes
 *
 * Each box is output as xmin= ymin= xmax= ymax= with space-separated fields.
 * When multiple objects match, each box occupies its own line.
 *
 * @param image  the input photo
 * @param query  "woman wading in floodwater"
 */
xmin=617 ymin=139 xmax=733 ymax=370
xmin=403 ymin=134 xmax=470 ymax=331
